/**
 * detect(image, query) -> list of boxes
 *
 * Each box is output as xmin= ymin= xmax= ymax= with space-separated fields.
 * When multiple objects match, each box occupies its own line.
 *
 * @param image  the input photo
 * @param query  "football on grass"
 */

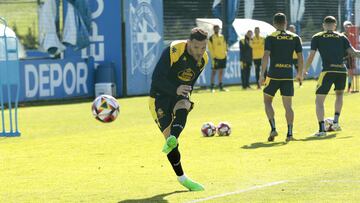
xmin=92 ymin=95 xmax=120 ymax=123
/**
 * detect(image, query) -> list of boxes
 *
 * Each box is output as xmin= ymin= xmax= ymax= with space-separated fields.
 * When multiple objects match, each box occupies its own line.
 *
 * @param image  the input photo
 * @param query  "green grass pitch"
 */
xmin=1 ymin=80 xmax=360 ymax=202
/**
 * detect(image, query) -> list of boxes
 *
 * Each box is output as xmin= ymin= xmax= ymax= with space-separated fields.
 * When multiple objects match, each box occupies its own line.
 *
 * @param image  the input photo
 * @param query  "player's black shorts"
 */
xmin=149 ymin=94 xmax=193 ymax=132
xmin=253 ymin=59 xmax=261 ymax=67
xmin=212 ymin=58 xmax=227 ymax=70
xmin=263 ymin=77 xmax=294 ymax=97
xmin=316 ymin=72 xmax=347 ymax=95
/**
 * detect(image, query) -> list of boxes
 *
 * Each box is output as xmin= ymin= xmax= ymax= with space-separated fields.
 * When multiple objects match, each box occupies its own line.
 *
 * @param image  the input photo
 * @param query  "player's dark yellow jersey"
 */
xmin=265 ymin=30 xmax=302 ymax=79
xmin=311 ymin=31 xmax=351 ymax=73
xmin=150 ymin=40 xmax=209 ymax=97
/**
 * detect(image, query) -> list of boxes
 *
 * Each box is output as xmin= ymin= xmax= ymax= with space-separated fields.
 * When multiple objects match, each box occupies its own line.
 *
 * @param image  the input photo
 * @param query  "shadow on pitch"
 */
xmin=118 ymin=190 xmax=188 ymax=203
xmin=297 ymin=133 xmax=337 ymax=142
xmin=242 ymin=133 xmax=339 ymax=149
xmin=241 ymin=141 xmax=287 ymax=149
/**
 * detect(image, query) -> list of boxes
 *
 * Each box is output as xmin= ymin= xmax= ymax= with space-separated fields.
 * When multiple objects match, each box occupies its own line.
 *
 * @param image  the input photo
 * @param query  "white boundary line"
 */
xmin=186 ymin=180 xmax=288 ymax=203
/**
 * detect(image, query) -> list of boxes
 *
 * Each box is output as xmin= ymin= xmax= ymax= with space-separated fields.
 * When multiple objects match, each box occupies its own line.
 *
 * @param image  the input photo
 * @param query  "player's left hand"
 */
xmin=296 ymin=73 xmax=303 ymax=83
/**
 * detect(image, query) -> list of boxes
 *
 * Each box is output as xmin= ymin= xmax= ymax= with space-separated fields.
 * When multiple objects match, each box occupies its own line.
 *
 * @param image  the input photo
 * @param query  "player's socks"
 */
xmin=178 ymin=175 xmax=205 ymax=191
xmin=162 ymin=135 xmax=178 ymax=154
xmin=287 ymin=124 xmax=293 ymax=136
xmin=167 ymin=146 xmax=184 ymax=175
xmin=210 ymin=83 xmax=215 ymax=92
xmin=269 ymin=118 xmax=276 ymax=132
xmin=319 ymin=121 xmax=325 ymax=132
xmin=171 ymin=109 xmax=188 ymax=138
xmin=334 ymin=112 xmax=340 ymax=124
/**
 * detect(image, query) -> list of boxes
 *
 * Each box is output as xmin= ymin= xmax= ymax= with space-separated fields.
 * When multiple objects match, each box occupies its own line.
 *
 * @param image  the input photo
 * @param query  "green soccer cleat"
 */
xmin=178 ymin=177 xmax=205 ymax=191
xmin=162 ymin=135 xmax=177 ymax=154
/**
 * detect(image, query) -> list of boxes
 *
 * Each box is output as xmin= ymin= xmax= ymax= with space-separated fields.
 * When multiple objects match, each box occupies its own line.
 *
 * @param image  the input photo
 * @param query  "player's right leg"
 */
xmin=280 ymin=80 xmax=295 ymax=142
xmin=210 ymin=69 xmax=216 ymax=93
xmin=149 ymin=97 xmax=204 ymax=190
xmin=332 ymin=73 xmax=347 ymax=131
xmin=263 ymin=78 xmax=279 ymax=141
xmin=314 ymin=72 xmax=334 ymax=136
xmin=315 ymin=95 xmax=327 ymax=136
xmin=148 ymin=96 xmax=176 ymax=153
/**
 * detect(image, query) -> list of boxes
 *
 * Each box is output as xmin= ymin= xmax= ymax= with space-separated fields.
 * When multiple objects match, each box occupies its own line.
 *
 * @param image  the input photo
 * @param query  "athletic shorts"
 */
xmin=212 ymin=58 xmax=227 ymax=70
xmin=253 ymin=59 xmax=261 ymax=67
xmin=316 ymin=72 xmax=347 ymax=95
xmin=263 ymin=77 xmax=294 ymax=97
xmin=149 ymin=94 xmax=193 ymax=132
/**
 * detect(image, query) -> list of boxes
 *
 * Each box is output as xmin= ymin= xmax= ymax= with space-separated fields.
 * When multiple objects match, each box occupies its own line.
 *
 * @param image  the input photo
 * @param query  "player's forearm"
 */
xmin=260 ymin=56 xmax=268 ymax=76
xmin=297 ymin=54 xmax=304 ymax=75
xmin=304 ymin=52 xmax=315 ymax=72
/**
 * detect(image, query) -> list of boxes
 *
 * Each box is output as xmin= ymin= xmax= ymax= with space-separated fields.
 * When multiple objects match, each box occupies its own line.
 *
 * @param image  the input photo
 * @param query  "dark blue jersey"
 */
xmin=311 ymin=31 xmax=351 ymax=73
xmin=150 ymin=40 xmax=209 ymax=97
xmin=265 ymin=30 xmax=302 ymax=79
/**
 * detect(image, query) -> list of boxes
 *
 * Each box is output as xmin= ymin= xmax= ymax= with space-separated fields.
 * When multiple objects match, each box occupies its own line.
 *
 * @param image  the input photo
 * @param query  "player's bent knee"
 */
xmin=173 ymin=99 xmax=192 ymax=112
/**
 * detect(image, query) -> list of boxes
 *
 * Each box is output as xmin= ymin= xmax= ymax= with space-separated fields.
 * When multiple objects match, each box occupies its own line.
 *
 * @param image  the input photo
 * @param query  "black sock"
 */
xmin=170 ymin=109 xmax=188 ymax=138
xmin=269 ymin=118 xmax=276 ymax=132
xmin=334 ymin=112 xmax=340 ymax=124
xmin=210 ymin=83 xmax=214 ymax=89
xmin=219 ymin=82 xmax=223 ymax=89
xmin=287 ymin=124 xmax=293 ymax=136
xmin=167 ymin=146 xmax=184 ymax=176
xmin=319 ymin=121 xmax=325 ymax=132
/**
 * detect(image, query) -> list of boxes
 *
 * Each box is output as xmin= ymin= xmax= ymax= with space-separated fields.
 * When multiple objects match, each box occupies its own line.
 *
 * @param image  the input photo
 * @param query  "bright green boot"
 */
xmin=178 ymin=176 xmax=205 ymax=191
xmin=162 ymin=135 xmax=177 ymax=154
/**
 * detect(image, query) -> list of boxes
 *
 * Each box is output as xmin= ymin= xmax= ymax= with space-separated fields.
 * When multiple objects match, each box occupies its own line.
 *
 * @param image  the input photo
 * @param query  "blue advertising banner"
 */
xmin=124 ymin=0 xmax=164 ymax=95
xmin=19 ymin=58 xmax=94 ymax=102
xmin=196 ymin=46 xmax=325 ymax=87
xmin=63 ymin=0 xmax=123 ymax=97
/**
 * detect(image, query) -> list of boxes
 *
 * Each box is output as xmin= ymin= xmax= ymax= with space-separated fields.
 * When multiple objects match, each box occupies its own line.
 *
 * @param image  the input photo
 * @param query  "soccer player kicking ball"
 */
xmin=148 ymin=28 xmax=209 ymax=191
xmin=259 ymin=13 xmax=304 ymax=142
xmin=304 ymin=16 xmax=360 ymax=136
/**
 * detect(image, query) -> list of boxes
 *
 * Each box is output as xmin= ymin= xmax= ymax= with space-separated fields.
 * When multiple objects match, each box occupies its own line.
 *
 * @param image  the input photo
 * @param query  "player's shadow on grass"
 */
xmin=298 ymin=133 xmax=337 ymax=141
xmin=241 ymin=133 xmax=339 ymax=149
xmin=241 ymin=141 xmax=286 ymax=149
xmin=118 ymin=190 xmax=187 ymax=203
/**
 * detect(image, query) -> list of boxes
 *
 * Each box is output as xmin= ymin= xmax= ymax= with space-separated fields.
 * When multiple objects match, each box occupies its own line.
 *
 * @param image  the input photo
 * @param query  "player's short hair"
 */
xmin=190 ymin=27 xmax=208 ymax=41
xmin=255 ymin=27 xmax=260 ymax=30
xmin=213 ymin=25 xmax=220 ymax=29
xmin=273 ymin=13 xmax=286 ymax=25
xmin=323 ymin=16 xmax=337 ymax=24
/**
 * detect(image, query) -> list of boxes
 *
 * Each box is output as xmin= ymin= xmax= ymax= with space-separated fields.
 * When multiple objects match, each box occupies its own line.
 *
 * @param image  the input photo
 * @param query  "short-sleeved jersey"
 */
xmin=311 ymin=31 xmax=351 ymax=73
xmin=252 ymin=36 xmax=265 ymax=59
xmin=208 ymin=34 xmax=227 ymax=59
xmin=150 ymin=40 xmax=209 ymax=97
xmin=265 ymin=30 xmax=302 ymax=79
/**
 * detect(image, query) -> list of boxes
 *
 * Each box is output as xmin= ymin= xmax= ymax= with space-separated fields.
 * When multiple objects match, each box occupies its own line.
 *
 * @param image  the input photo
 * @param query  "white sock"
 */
xmin=177 ymin=174 xmax=187 ymax=182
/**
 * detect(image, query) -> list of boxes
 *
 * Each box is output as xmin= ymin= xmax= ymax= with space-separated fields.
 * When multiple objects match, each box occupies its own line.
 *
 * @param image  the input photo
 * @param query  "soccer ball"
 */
xmin=92 ymin=95 xmax=120 ymax=123
xmin=324 ymin=117 xmax=334 ymax=132
xmin=201 ymin=122 xmax=216 ymax=137
xmin=217 ymin=122 xmax=231 ymax=136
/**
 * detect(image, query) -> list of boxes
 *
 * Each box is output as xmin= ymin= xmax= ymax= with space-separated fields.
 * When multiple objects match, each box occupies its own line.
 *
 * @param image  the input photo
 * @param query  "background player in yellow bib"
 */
xmin=208 ymin=25 xmax=228 ymax=92
xmin=305 ymin=16 xmax=360 ymax=136
xmin=149 ymin=28 xmax=208 ymax=191
xmin=252 ymin=27 xmax=265 ymax=89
